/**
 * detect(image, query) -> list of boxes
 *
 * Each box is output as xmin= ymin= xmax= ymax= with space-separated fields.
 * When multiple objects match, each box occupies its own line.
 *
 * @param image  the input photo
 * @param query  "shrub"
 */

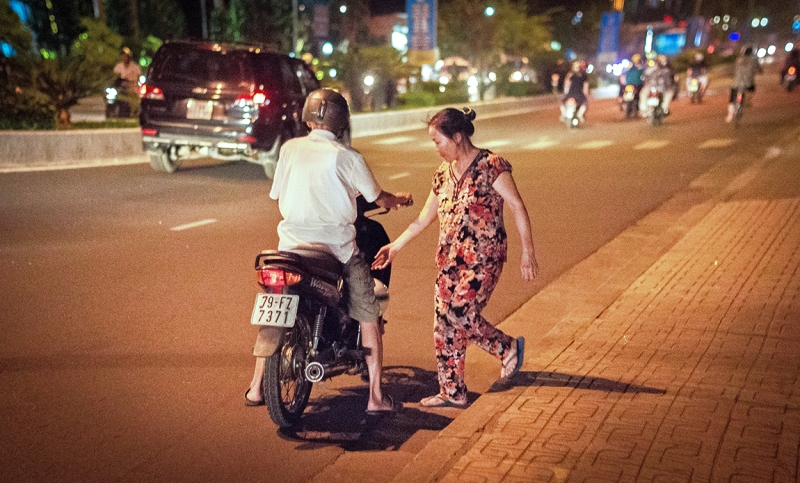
xmin=0 ymin=87 xmax=55 ymax=130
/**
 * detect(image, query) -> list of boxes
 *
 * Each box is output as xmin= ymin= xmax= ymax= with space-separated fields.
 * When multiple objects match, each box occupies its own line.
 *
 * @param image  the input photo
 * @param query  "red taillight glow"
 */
xmin=789 ymin=66 xmax=797 ymax=76
xmin=236 ymin=90 xmax=270 ymax=107
xmin=237 ymin=135 xmax=257 ymax=143
xmin=257 ymin=269 xmax=302 ymax=287
xmin=141 ymin=128 xmax=157 ymax=136
xmin=139 ymin=84 xmax=164 ymax=100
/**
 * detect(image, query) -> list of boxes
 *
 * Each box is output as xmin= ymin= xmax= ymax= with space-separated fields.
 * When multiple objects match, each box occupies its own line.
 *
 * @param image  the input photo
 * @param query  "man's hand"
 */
xmin=375 ymin=191 xmax=413 ymax=210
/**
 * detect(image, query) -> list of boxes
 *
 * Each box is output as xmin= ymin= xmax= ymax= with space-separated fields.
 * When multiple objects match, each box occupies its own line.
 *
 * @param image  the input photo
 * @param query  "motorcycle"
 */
xmin=250 ymin=197 xmax=397 ymax=428
xmin=621 ymin=84 xmax=639 ymax=119
xmin=104 ymin=78 xmax=139 ymax=118
xmin=562 ymin=97 xmax=582 ymax=128
xmin=687 ymin=77 xmax=703 ymax=103
xmin=644 ymin=87 xmax=665 ymax=126
xmin=783 ymin=66 xmax=797 ymax=92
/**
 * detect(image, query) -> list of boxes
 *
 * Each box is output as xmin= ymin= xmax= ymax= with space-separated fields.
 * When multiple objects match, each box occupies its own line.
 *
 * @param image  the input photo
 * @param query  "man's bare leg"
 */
xmin=247 ymin=356 xmax=266 ymax=403
xmin=360 ymin=319 xmax=393 ymax=412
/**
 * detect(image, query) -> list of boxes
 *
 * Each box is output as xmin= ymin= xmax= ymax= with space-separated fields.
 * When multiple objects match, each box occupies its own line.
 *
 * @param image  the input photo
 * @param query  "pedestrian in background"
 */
xmin=372 ymin=107 xmax=539 ymax=408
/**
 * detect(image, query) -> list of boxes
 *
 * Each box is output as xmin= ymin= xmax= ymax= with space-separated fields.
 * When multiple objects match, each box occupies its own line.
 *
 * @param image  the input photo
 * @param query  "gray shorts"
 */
xmin=344 ymin=252 xmax=381 ymax=324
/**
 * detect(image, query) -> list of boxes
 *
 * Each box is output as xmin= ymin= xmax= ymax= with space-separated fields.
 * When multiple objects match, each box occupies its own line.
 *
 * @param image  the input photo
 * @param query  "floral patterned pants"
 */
xmin=433 ymin=262 xmax=514 ymax=400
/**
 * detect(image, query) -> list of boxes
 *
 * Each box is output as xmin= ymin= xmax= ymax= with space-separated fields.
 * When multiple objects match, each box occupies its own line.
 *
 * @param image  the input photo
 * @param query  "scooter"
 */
xmin=105 ymin=78 xmax=138 ymax=118
xmin=644 ymin=87 xmax=665 ymax=126
xmin=621 ymin=84 xmax=639 ymax=119
xmin=251 ymin=197 xmax=403 ymax=428
xmin=783 ymin=66 xmax=797 ymax=92
xmin=562 ymin=97 xmax=582 ymax=129
xmin=687 ymin=77 xmax=703 ymax=103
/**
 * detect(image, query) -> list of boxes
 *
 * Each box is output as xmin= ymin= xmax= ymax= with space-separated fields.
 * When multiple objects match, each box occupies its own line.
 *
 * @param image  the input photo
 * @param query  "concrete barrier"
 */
xmin=0 ymin=95 xmax=557 ymax=171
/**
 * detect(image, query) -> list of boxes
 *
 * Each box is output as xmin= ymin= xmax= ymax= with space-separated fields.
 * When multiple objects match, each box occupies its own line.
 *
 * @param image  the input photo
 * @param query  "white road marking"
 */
xmin=576 ymin=140 xmax=615 ymax=149
xmin=698 ymin=138 xmax=734 ymax=149
xmin=634 ymin=140 xmax=671 ymax=150
xmin=482 ymin=139 xmax=513 ymax=148
xmin=374 ymin=136 xmax=417 ymax=145
xmin=764 ymin=146 xmax=782 ymax=159
xmin=389 ymin=172 xmax=410 ymax=180
xmin=524 ymin=137 xmax=559 ymax=150
xmin=170 ymin=219 xmax=218 ymax=231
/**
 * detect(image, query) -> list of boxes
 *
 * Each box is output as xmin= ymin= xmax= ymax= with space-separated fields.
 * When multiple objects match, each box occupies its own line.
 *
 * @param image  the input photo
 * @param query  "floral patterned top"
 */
xmin=432 ymin=149 xmax=511 ymax=270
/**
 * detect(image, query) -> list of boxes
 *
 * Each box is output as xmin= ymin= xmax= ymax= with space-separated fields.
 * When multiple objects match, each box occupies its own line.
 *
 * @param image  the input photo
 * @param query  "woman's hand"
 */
xmin=372 ymin=244 xmax=397 ymax=270
xmin=520 ymin=251 xmax=539 ymax=282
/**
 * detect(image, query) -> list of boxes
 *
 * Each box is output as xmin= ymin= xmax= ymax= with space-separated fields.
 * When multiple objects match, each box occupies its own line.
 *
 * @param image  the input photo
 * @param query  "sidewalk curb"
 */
xmin=389 ymin=121 xmax=796 ymax=483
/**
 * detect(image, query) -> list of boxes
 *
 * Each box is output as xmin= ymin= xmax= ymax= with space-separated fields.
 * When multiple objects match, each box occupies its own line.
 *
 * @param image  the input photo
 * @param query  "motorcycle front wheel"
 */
xmin=264 ymin=313 xmax=313 ymax=427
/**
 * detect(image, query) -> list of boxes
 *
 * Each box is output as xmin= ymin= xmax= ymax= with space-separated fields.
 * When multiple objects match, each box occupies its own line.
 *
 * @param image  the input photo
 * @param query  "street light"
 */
xmin=484 ymin=6 xmax=495 ymax=16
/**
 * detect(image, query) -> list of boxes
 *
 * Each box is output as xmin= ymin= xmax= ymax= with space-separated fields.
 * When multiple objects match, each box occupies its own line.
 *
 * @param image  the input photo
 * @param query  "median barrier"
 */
xmin=0 ymin=95 xmax=556 ymax=171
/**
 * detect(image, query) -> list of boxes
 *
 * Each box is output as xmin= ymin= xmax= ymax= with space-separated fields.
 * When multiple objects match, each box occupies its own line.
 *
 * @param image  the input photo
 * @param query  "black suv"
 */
xmin=139 ymin=41 xmax=320 ymax=177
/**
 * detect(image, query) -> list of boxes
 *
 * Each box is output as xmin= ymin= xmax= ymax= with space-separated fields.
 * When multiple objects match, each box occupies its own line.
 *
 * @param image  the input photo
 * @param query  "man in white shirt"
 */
xmin=246 ymin=89 xmax=412 ymax=415
xmin=113 ymin=47 xmax=141 ymax=86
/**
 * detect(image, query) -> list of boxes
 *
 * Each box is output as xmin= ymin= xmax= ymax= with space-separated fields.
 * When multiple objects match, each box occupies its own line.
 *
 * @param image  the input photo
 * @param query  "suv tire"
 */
xmin=148 ymin=147 xmax=181 ymax=173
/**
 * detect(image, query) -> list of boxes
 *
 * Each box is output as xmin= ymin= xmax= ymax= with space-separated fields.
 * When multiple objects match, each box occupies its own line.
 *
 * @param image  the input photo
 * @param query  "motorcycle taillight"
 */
xmin=257 ymin=269 xmax=302 ymax=287
xmin=789 ymin=66 xmax=797 ymax=76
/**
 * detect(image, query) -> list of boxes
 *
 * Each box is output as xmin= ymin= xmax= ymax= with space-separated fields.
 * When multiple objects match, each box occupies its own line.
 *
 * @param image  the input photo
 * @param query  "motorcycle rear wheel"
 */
xmin=264 ymin=313 xmax=313 ymax=427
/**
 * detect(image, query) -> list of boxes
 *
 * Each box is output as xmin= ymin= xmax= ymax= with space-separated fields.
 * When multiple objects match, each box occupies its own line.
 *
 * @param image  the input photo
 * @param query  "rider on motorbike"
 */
xmin=640 ymin=54 xmax=675 ymax=116
xmin=620 ymin=54 xmax=644 ymax=115
xmin=560 ymin=61 xmax=590 ymax=124
xmin=245 ymin=88 xmax=412 ymax=415
xmin=781 ymin=48 xmax=800 ymax=86
xmin=686 ymin=52 xmax=709 ymax=100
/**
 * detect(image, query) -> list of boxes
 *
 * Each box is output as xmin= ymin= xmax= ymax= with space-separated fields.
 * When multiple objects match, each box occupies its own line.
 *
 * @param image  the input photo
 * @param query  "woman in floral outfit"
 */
xmin=373 ymin=107 xmax=539 ymax=407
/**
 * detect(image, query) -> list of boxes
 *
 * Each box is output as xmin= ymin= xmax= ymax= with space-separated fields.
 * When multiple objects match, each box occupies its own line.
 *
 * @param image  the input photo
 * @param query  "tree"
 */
xmin=34 ymin=17 xmax=123 ymax=126
xmin=438 ymin=0 xmax=552 ymax=99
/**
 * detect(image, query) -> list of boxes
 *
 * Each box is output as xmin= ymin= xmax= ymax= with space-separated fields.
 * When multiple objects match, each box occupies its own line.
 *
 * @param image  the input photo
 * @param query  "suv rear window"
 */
xmin=150 ymin=48 xmax=252 ymax=84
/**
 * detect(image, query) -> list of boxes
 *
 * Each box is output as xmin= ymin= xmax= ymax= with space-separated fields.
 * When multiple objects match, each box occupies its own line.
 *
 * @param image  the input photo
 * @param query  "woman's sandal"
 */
xmin=419 ymin=394 xmax=468 ymax=408
xmin=501 ymin=337 xmax=525 ymax=380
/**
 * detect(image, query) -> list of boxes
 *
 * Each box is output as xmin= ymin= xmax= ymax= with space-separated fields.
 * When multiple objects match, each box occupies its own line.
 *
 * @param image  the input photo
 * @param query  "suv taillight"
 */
xmin=257 ymin=269 xmax=302 ymax=287
xmin=236 ymin=90 xmax=270 ymax=108
xmin=139 ymin=84 xmax=165 ymax=100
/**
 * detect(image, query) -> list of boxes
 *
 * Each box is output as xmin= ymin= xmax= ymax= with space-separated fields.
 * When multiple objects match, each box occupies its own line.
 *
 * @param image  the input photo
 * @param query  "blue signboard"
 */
xmin=407 ymin=0 xmax=437 ymax=52
xmin=598 ymin=11 xmax=624 ymax=55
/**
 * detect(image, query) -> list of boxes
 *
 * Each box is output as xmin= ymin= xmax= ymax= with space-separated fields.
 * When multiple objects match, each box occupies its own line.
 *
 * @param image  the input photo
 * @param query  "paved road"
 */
xmin=1 ymin=68 xmax=797 ymax=482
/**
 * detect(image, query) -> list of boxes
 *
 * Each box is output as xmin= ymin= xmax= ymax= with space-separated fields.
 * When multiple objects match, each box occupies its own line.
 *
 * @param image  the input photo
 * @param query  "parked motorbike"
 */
xmin=621 ymin=84 xmax=639 ymax=119
xmin=250 ymin=197 xmax=398 ymax=428
xmin=644 ymin=87 xmax=665 ymax=126
xmin=105 ymin=78 xmax=138 ymax=118
xmin=783 ymin=66 xmax=797 ymax=92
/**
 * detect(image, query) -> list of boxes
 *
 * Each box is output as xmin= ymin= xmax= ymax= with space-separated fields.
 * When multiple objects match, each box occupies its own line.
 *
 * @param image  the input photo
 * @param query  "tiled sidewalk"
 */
xmin=420 ymin=198 xmax=800 ymax=483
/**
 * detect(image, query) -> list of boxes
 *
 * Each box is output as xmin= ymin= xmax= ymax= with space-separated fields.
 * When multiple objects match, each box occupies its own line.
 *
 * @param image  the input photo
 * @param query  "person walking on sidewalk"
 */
xmin=372 ymin=107 xmax=539 ymax=408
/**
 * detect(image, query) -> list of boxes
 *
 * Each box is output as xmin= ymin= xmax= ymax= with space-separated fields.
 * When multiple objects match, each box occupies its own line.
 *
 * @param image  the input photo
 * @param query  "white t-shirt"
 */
xmin=113 ymin=61 xmax=141 ymax=84
xmin=269 ymin=129 xmax=382 ymax=263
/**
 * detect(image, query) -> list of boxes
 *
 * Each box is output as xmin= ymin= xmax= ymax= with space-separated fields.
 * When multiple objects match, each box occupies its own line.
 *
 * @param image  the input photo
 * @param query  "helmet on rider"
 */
xmin=631 ymin=53 xmax=642 ymax=65
xmin=302 ymin=88 xmax=350 ymax=136
xmin=657 ymin=54 xmax=668 ymax=66
xmin=694 ymin=52 xmax=704 ymax=62
xmin=571 ymin=61 xmax=583 ymax=73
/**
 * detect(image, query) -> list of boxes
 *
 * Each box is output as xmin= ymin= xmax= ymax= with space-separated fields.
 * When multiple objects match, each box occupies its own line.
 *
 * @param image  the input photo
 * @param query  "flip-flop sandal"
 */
xmin=419 ymin=394 xmax=468 ymax=408
xmin=502 ymin=337 xmax=525 ymax=380
xmin=245 ymin=388 xmax=265 ymax=407
xmin=365 ymin=395 xmax=403 ymax=416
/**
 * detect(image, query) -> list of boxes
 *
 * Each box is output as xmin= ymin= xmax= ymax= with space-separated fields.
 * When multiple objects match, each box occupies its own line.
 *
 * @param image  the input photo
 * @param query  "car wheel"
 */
xmin=148 ymin=147 xmax=182 ymax=173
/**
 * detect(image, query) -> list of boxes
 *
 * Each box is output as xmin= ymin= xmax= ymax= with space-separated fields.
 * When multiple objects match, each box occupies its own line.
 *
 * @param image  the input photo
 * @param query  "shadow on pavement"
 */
xmin=276 ymin=365 xmax=460 ymax=451
xmin=487 ymin=370 xmax=667 ymax=395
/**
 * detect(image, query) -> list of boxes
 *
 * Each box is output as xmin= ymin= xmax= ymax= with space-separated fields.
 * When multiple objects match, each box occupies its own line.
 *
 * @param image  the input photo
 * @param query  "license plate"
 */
xmin=623 ymin=92 xmax=634 ymax=101
xmin=186 ymin=99 xmax=213 ymax=120
xmin=251 ymin=293 xmax=299 ymax=327
xmin=647 ymin=97 xmax=660 ymax=106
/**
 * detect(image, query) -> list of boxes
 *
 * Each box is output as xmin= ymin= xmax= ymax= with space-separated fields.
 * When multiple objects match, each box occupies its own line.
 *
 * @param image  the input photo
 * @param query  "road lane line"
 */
xmin=482 ymin=139 xmax=512 ymax=148
xmin=524 ymin=137 xmax=559 ymax=150
xmin=633 ymin=140 xmax=671 ymax=150
xmin=170 ymin=219 xmax=218 ymax=231
xmin=576 ymin=140 xmax=615 ymax=149
xmin=698 ymin=138 xmax=734 ymax=149
xmin=374 ymin=136 xmax=417 ymax=145
xmin=389 ymin=172 xmax=410 ymax=180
